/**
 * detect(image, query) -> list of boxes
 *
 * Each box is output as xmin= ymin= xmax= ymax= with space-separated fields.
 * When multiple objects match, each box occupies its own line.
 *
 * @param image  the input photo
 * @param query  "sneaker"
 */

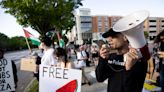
xmin=88 ymin=82 xmax=92 ymax=86
xmin=82 ymin=83 xmax=87 ymax=85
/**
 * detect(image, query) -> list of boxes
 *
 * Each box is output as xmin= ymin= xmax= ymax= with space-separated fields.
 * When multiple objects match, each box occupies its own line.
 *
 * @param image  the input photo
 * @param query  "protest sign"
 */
xmin=0 ymin=59 xmax=15 ymax=92
xmin=39 ymin=65 xmax=82 ymax=92
xmin=20 ymin=57 xmax=37 ymax=72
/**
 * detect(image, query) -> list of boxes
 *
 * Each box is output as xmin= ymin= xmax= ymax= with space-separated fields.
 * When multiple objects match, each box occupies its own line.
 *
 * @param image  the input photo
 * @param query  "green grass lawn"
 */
xmin=27 ymin=79 xmax=39 ymax=92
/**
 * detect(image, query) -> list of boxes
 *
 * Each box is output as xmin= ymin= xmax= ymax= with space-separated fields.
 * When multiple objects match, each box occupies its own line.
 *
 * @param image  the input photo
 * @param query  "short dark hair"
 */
xmin=55 ymin=47 xmax=66 ymax=57
xmin=39 ymin=36 xmax=52 ymax=47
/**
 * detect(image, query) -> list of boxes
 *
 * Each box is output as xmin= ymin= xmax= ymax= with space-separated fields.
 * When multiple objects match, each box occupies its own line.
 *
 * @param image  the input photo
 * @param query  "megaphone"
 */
xmin=113 ymin=10 xmax=150 ymax=60
xmin=113 ymin=10 xmax=149 ymax=48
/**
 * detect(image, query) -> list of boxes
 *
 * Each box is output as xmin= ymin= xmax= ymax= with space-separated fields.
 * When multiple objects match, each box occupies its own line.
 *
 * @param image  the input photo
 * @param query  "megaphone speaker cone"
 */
xmin=113 ymin=10 xmax=149 ymax=32
xmin=113 ymin=10 xmax=149 ymax=48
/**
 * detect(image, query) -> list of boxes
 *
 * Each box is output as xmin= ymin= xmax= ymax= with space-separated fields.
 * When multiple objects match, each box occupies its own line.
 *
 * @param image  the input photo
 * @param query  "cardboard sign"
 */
xmin=39 ymin=65 xmax=82 ymax=92
xmin=20 ymin=57 xmax=37 ymax=72
xmin=0 ymin=59 xmax=15 ymax=92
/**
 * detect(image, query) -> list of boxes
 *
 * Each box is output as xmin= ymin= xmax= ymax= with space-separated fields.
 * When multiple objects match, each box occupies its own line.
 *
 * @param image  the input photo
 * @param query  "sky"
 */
xmin=0 ymin=0 xmax=164 ymax=37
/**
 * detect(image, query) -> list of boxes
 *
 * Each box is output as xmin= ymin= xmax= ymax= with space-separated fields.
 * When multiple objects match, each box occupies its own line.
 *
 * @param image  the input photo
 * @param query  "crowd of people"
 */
xmin=1 ymin=12 xmax=164 ymax=92
xmin=1 ymin=29 xmax=164 ymax=92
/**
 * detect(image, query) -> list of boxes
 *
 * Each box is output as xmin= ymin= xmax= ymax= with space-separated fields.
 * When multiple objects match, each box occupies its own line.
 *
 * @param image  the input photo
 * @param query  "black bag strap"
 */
xmin=81 ymin=51 xmax=84 ymax=57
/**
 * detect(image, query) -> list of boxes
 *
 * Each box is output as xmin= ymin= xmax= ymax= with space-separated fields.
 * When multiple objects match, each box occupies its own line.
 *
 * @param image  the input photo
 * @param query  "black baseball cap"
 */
xmin=102 ymin=28 xmax=121 ymax=38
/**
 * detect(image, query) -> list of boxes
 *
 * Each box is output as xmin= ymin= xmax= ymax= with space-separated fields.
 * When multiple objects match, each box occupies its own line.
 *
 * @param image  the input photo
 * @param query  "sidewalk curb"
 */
xmin=24 ymin=78 xmax=36 ymax=92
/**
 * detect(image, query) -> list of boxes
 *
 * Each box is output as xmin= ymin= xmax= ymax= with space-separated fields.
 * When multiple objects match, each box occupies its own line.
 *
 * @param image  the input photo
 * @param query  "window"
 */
xmin=105 ymin=27 xmax=109 ymax=31
xmin=82 ymin=33 xmax=92 ymax=39
xmin=80 ymin=16 xmax=92 ymax=22
xmin=104 ymin=17 xmax=108 ymax=22
xmin=149 ymin=20 xmax=156 ymax=22
xmin=98 ymin=27 xmax=101 ymax=32
xmin=81 ymin=27 xmax=91 ymax=32
xmin=98 ymin=17 xmax=102 ymax=22
xmin=105 ymin=22 xmax=108 ymax=27
xmin=149 ymin=36 xmax=156 ymax=40
xmin=81 ymin=23 xmax=92 ymax=28
xmin=98 ymin=22 xmax=102 ymax=27
xmin=149 ymin=31 xmax=156 ymax=33
xmin=149 ymin=25 xmax=156 ymax=27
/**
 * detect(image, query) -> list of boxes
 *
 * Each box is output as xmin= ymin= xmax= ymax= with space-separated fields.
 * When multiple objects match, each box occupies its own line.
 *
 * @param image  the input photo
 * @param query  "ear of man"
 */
xmin=123 ymin=36 xmax=128 ymax=41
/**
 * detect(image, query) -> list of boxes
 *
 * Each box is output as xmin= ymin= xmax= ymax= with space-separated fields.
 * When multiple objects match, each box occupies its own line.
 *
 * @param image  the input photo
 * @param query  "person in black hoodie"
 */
xmin=95 ymin=28 xmax=150 ymax=92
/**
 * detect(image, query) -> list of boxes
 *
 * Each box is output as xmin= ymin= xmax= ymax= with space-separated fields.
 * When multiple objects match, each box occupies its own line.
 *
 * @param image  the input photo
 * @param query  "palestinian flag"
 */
xmin=56 ymin=32 xmax=65 ymax=48
xmin=23 ymin=29 xmax=40 ymax=46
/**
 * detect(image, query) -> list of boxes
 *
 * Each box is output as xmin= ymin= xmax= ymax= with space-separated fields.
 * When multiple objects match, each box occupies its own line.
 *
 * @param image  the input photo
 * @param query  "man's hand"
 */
xmin=124 ymin=48 xmax=140 ymax=70
xmin=100 ymin=45 xmax=110 ymax=59
xmin=158 ymin=51 xmax=164 ymax=58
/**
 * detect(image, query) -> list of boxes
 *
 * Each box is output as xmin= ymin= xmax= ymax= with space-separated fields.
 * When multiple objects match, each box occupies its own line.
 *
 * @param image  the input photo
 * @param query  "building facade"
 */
xmin=92 ymin=16 xmax=122 ymax=41
xmin=144 ymin=17 xmax=164 ymax=43
xmin=68 ymin=8 xmax=164 ymax=44
xmin=75 ymin=8 xmax=92 ymax=44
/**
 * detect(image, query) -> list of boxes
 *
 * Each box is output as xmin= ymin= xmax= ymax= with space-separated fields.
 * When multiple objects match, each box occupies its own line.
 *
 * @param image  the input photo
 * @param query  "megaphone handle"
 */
xmin=136 ymin=49 xmax=142 ymax=59
xmin=124 ymin=45 xmax=150 ymax=63
xmin=126 ymin=45 xmax=150 ymax=62
xmin=127 ymin=45 xmax=142 ymax=59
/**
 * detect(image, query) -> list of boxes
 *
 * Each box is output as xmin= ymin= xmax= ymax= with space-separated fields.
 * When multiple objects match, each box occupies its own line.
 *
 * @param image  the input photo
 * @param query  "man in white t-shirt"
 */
xmin=76 ymin=45 xmax=91 ymax=85
xmin=39 ymin=36 xmax=57 ymax=66
xmin=76 ymin=46 xmax=87 ymax=68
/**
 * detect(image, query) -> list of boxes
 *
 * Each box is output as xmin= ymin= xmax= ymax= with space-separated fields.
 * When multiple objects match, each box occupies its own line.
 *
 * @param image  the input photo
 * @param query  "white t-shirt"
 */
xmin=41 ymin=48 xmax=57 ymax=66
xmin=76 ymin=51 xmax=86 ymax=68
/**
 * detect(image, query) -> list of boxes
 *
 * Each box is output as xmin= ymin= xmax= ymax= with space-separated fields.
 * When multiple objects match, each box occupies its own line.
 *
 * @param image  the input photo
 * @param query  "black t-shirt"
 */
xmin=96 ymin=53 xmax=147 ymax=92
xmin=107 ymin=53 xmax=125 ymax=71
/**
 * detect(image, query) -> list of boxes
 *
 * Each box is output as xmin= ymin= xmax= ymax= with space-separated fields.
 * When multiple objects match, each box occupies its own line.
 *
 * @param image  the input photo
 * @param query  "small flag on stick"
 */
xmin=23 ymin=29 xmax=40 ymax=46
xmin=56 ymin=32 xmax=65 ymax=48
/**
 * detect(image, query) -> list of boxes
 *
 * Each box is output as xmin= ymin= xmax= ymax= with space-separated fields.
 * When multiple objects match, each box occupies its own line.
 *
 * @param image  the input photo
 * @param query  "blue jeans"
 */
xmin=160 ymin=64 xmax=164 ymax=92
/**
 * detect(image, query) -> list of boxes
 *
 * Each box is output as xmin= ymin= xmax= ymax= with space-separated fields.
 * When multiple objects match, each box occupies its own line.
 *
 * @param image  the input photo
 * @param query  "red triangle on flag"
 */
xmin=23 ymin=29 xmax=33 ymax=38
xmin=56 ymin=79 xmax=77 ymax=92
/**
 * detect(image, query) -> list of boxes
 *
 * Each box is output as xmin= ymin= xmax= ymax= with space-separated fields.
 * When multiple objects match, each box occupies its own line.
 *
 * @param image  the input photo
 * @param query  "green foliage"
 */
xmin=0 ymin=0 xmax=83 ymax=35
xmin=0 ymin=32 xmax=37 ymax=51
xmin=144 ymin=31 xmax=149 ymax=39
xmin=27 ymin=79 xmax=38 ymax=92
xmin=0 ymin=33 xmax=10 ymax=50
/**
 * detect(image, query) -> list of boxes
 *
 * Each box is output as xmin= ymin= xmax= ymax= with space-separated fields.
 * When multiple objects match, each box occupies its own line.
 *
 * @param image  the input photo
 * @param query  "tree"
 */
xmin=0 ymin=33 xmax=28 ymax=51
xmin=144 ymin=31 xmax=149 ymax=39
xmin=0 ymin=0 xmax=83 ymax=35
xmin=9 ymin=36 xmax=30 ymax=50
xmin=0 ymin=33 xmax=10 ymax=50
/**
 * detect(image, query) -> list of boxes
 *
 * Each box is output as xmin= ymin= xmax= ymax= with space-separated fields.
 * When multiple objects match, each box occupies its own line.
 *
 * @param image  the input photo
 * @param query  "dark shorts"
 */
xmin=92 ymin=53 xmax=98 ymax=58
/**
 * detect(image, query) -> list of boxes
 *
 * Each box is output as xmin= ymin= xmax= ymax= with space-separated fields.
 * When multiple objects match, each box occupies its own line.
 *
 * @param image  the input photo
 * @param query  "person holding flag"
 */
xmin=45 ymin=30 xmax=65 ymax=48
xmin=39 ymin=36 xmax=58 ymax=66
